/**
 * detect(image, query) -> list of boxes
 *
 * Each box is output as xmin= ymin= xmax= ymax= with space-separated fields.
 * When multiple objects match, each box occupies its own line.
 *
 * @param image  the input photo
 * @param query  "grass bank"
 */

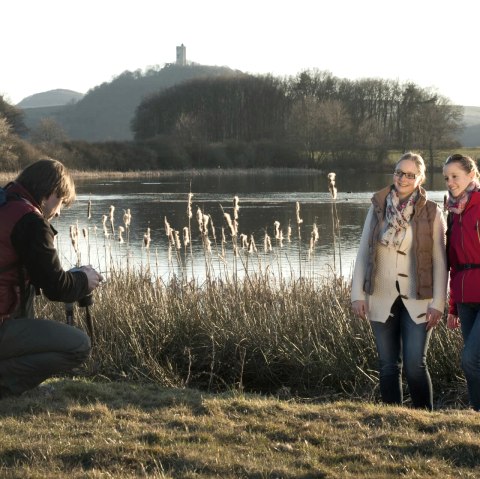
xmin=0 ymin=378 xmax=479 ymax=478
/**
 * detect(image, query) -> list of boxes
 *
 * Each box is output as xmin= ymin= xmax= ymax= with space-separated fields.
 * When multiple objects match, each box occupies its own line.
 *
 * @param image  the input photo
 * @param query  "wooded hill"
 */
xmin=20 ymin=64 xmax=240 ymax=142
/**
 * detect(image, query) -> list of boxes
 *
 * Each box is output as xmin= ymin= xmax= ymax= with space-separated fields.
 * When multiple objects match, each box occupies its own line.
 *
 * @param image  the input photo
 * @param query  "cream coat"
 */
xmin=351 ymin=205 xmax=447 ymax=323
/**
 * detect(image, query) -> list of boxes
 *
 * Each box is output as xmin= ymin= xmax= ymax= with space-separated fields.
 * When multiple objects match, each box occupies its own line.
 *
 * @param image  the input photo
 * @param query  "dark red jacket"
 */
xmin=0 ymin=183 xmax=40 ymax=316
xmin=447 ymin=190 xmax=480 ymax=314
xmin=0 ymin=182 xmax=89 ymax=318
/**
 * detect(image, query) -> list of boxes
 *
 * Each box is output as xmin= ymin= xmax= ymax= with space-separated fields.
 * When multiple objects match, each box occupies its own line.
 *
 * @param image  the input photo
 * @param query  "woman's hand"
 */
xmin=426 ymin=307 xmax=443 ymax=331
xmin=447 ymin=314 xmax=460 ymax=329
xmin=352 ymin=300 xmax=368 ymax=320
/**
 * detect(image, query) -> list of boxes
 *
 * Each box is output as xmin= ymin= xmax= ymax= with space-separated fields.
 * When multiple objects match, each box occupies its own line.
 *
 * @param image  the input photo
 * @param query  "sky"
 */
xmin=1 ymin=0 xmax=478 ymax=106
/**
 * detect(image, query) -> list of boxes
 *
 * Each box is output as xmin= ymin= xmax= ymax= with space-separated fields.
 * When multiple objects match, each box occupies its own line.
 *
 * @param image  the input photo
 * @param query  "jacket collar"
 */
xmin=5 ymin=181 xmax=42 ymax=211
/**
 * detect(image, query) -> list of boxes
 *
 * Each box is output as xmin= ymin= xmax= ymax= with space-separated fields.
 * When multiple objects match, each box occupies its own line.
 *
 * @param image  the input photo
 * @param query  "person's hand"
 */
xmin=79 ymin=265 xmax=104 ymax=291
xmin=352 ymin=300 xmax=368 ymax=320
xmin=447 ymin=314 xmax=460 ymax=329
xmin=426 ymin=307 xmax=443 ymax=331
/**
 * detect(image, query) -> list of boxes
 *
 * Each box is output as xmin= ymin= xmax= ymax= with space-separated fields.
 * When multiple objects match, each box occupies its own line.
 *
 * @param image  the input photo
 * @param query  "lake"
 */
xmin=53 ymin=170 xmax=449 ymax=282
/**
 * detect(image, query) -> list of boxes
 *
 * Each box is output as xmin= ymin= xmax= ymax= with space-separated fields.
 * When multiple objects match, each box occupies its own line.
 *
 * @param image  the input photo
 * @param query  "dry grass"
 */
xmin=0 ymin=379 xmax=479 ymax=478
xmin=37 ymin=269 xmax=467 ymax=408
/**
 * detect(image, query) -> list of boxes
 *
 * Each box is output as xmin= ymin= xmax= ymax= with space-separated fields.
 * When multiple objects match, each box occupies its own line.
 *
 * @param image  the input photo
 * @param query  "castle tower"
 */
xmin=176 ymin=44 xmax=186 ymax=66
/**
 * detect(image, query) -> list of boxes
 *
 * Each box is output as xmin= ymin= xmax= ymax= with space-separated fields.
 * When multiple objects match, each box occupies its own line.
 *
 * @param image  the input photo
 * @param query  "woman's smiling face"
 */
xmin=393 ymin=159 xmax=423 ymax=200
xmin=443 ymin=162 xmax=475 ymax=198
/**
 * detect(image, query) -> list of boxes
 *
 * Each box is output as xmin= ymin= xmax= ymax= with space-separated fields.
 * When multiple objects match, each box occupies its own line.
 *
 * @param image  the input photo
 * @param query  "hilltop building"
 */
xmin=176 ymin=44 xmax=186 ymax=66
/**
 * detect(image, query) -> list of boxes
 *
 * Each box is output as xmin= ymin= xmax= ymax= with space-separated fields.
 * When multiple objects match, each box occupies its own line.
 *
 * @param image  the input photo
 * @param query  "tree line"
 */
xmin=1 ymin=69 xmax=465 ymax=172
xmin=132 ymin=70 xmax=464 ymax=169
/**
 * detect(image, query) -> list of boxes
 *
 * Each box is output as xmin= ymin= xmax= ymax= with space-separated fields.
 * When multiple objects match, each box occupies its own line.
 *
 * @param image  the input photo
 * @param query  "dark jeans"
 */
xmin=0 ymin=318 xmax=91 ymax=397
xmin=457 ymin=303 xmax=480 ymax=411
xmin=370 ymin=296 xmax=433 ymax=410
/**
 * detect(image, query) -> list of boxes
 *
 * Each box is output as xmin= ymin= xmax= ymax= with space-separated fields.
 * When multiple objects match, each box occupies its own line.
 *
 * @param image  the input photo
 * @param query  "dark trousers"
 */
xmin=457 ymin=303 xmax=480 ymax=411
xmin=0 ymin=318 xmax=91 ymax=396
xmin=370 ymin=296 xmax=433 ymax=410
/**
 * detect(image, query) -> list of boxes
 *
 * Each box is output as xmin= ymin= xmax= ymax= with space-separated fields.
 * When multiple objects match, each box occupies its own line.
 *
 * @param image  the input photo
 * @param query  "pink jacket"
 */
xmin=447 ymin=191 xmax=480 ymax=314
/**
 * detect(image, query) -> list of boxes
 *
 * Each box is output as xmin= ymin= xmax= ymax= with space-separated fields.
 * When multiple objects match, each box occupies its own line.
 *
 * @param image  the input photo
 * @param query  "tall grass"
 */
xmin=35 ymin=178 xmax=468 ymax=407
xmin=38 ymin=269 xmax=466 ymax=406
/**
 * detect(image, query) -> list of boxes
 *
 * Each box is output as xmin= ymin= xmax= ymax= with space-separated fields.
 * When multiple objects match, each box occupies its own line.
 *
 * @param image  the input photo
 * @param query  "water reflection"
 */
xmin=53 ymin=171 xmax=448 ymax=281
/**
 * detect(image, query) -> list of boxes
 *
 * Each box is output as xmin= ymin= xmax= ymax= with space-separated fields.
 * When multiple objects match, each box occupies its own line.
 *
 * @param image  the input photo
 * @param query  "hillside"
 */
xmin=20 ymin=64 xmax=241 ymax=142
xmin=17 ymin=88 xmax=84 ymax=108
xmin=458 ymin=106 xmax=480 ymax=147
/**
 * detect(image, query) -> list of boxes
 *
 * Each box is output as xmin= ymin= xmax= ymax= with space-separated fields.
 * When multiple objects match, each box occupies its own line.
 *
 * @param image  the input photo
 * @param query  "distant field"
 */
xmin=459 ymin=106 xmax=480 ymax=147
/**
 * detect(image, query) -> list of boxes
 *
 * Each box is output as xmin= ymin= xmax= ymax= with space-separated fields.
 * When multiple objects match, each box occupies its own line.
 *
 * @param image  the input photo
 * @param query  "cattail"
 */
xmin=233 ymin=196 xmax=240 ymax=220
xmin=196 ymin=207 xmax=203 ymax=234
xmin=308 ymin=236 xmax=315 ymax=258
xmin=183 ymin=227 xmax=190 ymax=247
xmin=221 ymin=227 xmax=226 ymax=257
xmin=174 ymin=230 xmax=181 ymax=250
xmin=202 ymin=214 xmax=210 ymax=235
xmin=240 ymin=233 xmax=248 ymax=249
xmin=312 ymin=223 xmax=319 ymax=243
xmin=296 ymin=202 xmax=303 ymax=225
xmin=143 ymin=227 xmax=151 ymax=248
xmin=118 ymin=226 xmax=125 ymax=243
xmin=209 ymin=216 xmax=217 ymax=242
xmin=109 ymin=205 xmax=115 ymax=235
xmin=168 ymin=230 xmax=175 ymax=247
xmin=287 ymin=223 xmax=292 ymax=242
xmin=224 ymin=212 xmax=237 ymax=236
xmin=248 ymin=235 xmax=257 ymax=253
xmin=164 ymin=217 xmax=172 ymax=237
xmin=82 ymin=227 xmax=88 ymax=241
xmin=264 ymin=233 xmax=272 ymax=253
xmin=278 ymin=229 xmax=284 ymax=248
xmin=328 ymin=172 xmax=337 ymax=199
xmin=123 ymin=209 xmax=131 ymax=228
xmin=274 ymin=221 xmax=280 ymax=240
xmin=70 ymin=224 xmax=79 ymax=253
xmin=102 ymin=214 xmax=108 ymax=238
xmin=87 ymin=199 xmax=92 ymax=220
xmin=187 ymin=193 xmax=193 ymax=219
xmin=204 ymin=235 xmax=212 ymax=253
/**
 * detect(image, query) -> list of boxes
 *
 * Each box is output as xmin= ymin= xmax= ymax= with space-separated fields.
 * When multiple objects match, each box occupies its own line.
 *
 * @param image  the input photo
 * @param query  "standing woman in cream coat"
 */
xmin=351 ymin=152 xmax=447 ymax=410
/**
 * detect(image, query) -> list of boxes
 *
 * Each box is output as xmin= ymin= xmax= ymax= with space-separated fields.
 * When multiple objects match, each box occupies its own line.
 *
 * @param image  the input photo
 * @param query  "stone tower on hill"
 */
xmin=176 ymin=44 xmax=186 ymax=66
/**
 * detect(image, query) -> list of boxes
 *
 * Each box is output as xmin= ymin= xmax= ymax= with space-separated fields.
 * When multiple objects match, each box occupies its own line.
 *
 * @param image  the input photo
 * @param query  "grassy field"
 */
xmin=0 ymin=378 xmax=479 ymax=478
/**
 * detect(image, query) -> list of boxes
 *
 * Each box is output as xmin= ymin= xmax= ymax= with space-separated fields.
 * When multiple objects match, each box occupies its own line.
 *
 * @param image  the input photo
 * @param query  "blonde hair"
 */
xmin=396 ymin=152 xmax=426 ymax=185
xmin=16 ymin=158 xmax=76 ymax=207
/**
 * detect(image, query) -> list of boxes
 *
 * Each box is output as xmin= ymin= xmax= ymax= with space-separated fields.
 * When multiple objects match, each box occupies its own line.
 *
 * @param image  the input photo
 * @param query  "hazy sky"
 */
xmin=2 ymin=0 xmax=478 ymax=106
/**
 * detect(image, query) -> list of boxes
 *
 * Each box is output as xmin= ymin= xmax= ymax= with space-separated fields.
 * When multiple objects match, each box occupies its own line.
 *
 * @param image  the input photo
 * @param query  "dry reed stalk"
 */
xmin=87 ymin=198 xmax=92 ymax=220
xmin=327 ymin=172 xmax=342 ymax=276
xmin=109 ymin=205 xmax=115 ymax=237
xmin=69 ymin=222 xmax=80 ymax=266
xmin=118 ymin=226 xmax=125 ymax=244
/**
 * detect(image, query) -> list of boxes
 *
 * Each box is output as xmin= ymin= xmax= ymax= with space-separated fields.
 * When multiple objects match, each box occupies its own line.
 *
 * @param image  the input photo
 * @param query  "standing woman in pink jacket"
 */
xmin=444 ymin=153 xmax=480 ymax=411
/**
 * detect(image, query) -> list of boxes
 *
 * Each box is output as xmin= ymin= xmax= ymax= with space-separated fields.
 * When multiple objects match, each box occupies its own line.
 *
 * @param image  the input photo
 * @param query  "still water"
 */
xmin=53 ymin=170 xmax=449 ymax=282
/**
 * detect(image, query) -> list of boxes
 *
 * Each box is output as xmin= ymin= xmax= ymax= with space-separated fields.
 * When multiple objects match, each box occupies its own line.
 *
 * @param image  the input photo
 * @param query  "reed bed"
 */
xmin=34 ymin=175 xmax=468 ymax=407
xmin=37 ymin=268 xmax=467 ymax=407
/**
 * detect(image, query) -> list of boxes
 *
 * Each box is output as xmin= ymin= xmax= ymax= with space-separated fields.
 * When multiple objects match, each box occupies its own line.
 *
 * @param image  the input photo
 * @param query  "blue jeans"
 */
xmin=370 ymin=296 xmax=433 ymax=410
xmin=456 ymin=303 xmax=480 ymax=411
